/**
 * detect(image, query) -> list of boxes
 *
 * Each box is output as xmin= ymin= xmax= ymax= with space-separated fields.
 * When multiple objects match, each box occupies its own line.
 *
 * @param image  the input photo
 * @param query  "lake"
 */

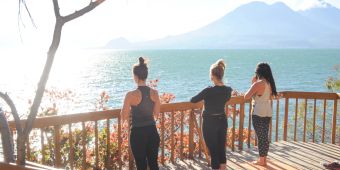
xmin=0 ymin=49 xmax=339 ymax=114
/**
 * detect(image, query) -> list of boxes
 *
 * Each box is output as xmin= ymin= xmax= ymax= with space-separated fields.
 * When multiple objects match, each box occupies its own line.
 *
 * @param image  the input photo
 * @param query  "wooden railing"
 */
xmin=6 ymin=91 xmax=339 ymax=170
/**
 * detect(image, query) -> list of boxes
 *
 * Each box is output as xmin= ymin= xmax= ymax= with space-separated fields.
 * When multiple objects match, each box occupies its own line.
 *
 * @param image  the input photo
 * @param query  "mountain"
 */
xmin=106 ymin=2 xmax=340 ymax=49
xmin=300 ymin=3 xmax=340 ymax=31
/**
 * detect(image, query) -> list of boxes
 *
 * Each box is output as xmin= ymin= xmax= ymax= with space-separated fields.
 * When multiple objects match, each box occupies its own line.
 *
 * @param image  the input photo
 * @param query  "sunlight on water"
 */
xmin=1 ymin=49 xmax=340 ymax=115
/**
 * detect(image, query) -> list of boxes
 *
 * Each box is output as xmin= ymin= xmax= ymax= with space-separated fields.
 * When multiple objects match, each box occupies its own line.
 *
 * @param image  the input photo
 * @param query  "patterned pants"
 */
xmin=252 ymin=115 xmax=271 ymax=157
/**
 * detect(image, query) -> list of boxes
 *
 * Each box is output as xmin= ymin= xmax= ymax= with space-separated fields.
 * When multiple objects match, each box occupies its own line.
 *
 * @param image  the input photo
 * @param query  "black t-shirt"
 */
xmin=190 ymin=85 xmax=232 ymax=116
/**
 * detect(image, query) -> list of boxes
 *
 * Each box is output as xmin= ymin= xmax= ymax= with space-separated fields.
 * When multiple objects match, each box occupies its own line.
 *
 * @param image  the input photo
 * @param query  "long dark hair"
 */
xmin=255 ymin=63 xmax=277 ymax=96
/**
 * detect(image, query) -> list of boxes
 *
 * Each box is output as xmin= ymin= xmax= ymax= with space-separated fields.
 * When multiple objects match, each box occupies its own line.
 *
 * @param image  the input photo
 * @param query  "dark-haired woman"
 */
xmin=244 ymin=62 xmax=277 ymax=167
xmin=121 ymin=57 xmax=161 ymax=170
xmin=190 ymin=59 xmax=232 ymax=170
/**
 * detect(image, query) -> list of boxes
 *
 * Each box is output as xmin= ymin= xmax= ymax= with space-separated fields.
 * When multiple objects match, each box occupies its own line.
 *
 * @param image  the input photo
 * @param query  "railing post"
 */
xmin=69 ymin=124 xmax=74 ymax=170
xmin=170 ymin=111 xmax=175 ymax=163
xmin=238 ymin=103 xmax=245 ymax=150
xmin=332 ymin=99 xmax=338 ymax=144
xmin=82 ymin=122 xmax=87 ymax=170
xmin=283 ymin=97 xmax=289 ymax=141
xmin=106 ymin=119 xmax=111 ymax=169
xmin=40 ymin=129 xmax=45 ymax=165
xmin=161 ymin=112 xmax=165 ymax=164
xmin=118 ymin=116 xmax=122 ymax=170
xmin=188 ymin=109 xmax=195 ymax=159
xmin=128 ymin=122 xmax=134 ymax=170
xmin=54 ymin=125 xmax=61 ymax=168
xmin=276 ymin=98 xmax=280 ymax=142
xmin=232 ymin=105 xmax=236 ymax=151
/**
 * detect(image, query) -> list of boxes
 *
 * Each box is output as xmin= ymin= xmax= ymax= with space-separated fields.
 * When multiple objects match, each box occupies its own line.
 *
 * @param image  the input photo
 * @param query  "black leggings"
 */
xmin=252 ymin=115 xmax=271 ymax=157
xmin=202 ymin=115 xmax=228 ymax=169
xmin=130 ymin=125 xmax=160 ymax=170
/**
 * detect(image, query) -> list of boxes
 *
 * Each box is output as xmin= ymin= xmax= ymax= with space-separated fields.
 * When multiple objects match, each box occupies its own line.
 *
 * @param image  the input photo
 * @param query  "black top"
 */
xmin=190 ymin=85 xmax=232 ymax=116
xmin=131 ymin=86 xmax=156 ymax=128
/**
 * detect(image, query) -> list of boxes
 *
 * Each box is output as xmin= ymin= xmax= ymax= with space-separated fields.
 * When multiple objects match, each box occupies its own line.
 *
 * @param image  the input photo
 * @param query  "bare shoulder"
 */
xmin=125 ymin=90 xmax=140 ymax=99
xmin=150 ymin=88 xmax=159 ymax=96
xmin=254 ymin=80 xmax=266 ymax=88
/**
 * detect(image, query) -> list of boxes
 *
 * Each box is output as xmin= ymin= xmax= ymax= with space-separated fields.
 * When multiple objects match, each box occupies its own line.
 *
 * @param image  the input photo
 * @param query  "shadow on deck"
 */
xmin=160 ymin=142 xmax=340 ymax=170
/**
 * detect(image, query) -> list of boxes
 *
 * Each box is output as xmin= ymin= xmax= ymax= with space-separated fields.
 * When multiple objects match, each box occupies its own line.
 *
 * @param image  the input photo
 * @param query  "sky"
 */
xmin=1 ymin=0 xmax=340 ymax=49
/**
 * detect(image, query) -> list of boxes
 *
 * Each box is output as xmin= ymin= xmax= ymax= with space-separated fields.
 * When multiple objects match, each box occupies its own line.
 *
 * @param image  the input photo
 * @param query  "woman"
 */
xmin=244 ymin=62 xmax=277 ymax=167
xmin=190 ymin=59 xmax=232 ymax=170
xmin=121 ymin=57 xmax=161 ymax=170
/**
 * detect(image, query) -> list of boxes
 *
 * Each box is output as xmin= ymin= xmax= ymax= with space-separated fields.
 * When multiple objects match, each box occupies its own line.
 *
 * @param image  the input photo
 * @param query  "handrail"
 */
xmin=5 ymin=91 xmax=340 ymax=169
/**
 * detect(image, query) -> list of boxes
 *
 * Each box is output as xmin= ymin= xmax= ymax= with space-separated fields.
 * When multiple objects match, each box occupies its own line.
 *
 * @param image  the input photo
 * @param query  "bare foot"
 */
xmin=252 ymin=160 xmax=267 ymax=167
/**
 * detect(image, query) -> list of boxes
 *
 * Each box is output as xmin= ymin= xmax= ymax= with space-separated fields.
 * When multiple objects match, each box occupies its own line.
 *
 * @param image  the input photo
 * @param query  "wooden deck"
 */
xmin=160 ymin=142 xmax=340 ymax=170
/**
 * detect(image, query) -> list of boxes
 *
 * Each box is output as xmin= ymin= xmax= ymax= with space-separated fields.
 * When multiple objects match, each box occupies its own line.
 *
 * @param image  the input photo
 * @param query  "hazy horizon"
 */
xmin=1 ymin=0 xmax=340 ymax=50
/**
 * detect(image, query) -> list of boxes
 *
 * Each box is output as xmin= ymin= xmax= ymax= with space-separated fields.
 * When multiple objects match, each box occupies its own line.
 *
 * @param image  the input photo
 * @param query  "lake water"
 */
xmin=0 ymin=49 xmax=339 ymax=115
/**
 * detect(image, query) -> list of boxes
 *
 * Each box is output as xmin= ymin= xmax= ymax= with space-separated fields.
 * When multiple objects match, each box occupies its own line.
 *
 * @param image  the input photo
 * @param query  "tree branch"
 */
xmin=0 ymin=108 xmax=15 ymax=163
xmin=0 ymin=92 xmax=22 ymax=135
xmin=63 ymin=0 xmax=105 ymax=23
xmin=52 ymin=0 xmax=60 ymax=18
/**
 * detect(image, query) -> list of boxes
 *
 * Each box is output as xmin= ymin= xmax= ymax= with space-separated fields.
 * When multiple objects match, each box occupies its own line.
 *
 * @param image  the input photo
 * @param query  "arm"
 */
xmin=226 ymin=87 xmax=232 ymax=101
xmin=244 ymin=82 xmax=261 ymax=100
xmin=190 ymin=88 xmax=208 ymax=103
xmin=151 ymin=90 xmax=161 ymax=117
xmin=120 ymin=92 xmax=131 ymax=122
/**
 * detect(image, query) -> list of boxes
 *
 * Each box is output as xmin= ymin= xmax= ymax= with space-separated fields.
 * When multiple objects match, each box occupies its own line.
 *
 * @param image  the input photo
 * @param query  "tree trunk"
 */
xmin=0 ymin=108 xmax=15 ymax=163
xmin=14 ymin=0 xmax=104 ymax=165
xmin=16 ymin=21 xmax=63 ymax=165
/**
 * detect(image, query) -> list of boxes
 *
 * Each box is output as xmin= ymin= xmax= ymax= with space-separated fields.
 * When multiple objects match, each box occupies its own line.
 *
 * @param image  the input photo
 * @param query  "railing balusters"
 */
xmin=54 ymin=125 xmax=61 ymax=168
xmin=41 ymin=129 xmax=45 ymax=165
xmin=294 ymin=98 xmax=298 ymax=141
xmin=198 ymin=110 xmax=202 ymax=158
xmin=161 ymin=112 xmax=165 ymax=164
xmin=276 ymin=98 xmax=280 ymax=142
xmin=322 ymin=99 xmax=326 ymax=143
xmin=128 ymin=120 xmax=134 ymax=170
xmin=118 ymin=117 xmax=122 ymax=170
xmin=170 ymin=111 xmax=175 ymax=163
xmin=69 ymin=124 xmax=74 ymax=170
xmin=303 ymin=99 xmax=307 ymax=142
xmin=106 ymin=119 xmax=110 ymax=168
xmin=239 ymin=103 xmax=245 ymax=150
xmin=313 ymin=99 xmax=317 ymax=142
xmin=283 ymin=97 xmax=289 ymax=141
xmin=188 ymin=109 xmax=194 ymax=159
xmin=269 ymin=99 xmax=273 ymax=143
xmin=248 ymin=102 xmax=252 ymax=148
xmin=332 ymin=99 xmax=338 ymax=144
xmin=3 ymin=92 xmax=339 ymax=169
xmin=180 ymin=111 xmax=184 ymax=160
xmin=94 ymin=121 xmax=99 ymax=169
xmin=26 ymin=138 xmax=31 ymax=161
xmin=82 ymin=122 xmax=87 ymax=170
xmin=232 ymin=104 xmax=236 ymax=151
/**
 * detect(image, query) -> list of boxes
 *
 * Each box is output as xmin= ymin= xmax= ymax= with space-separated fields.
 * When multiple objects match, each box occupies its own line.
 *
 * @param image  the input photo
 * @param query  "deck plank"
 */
xmin=1 ymin=141 xmax=339 ymax=169
xmin=159 ymin=142 xmax=340 ymax=170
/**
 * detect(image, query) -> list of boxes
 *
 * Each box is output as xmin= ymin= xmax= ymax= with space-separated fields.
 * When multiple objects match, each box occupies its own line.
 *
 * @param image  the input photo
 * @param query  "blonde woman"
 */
xmin=190 ymin=59 xmax=232 ymax=170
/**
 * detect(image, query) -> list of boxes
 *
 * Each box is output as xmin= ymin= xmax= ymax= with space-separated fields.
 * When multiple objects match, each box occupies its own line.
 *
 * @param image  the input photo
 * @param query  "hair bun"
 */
xmin=217 ymin=59 xmax=225 ymax=70
xmin=139 ymin=57 xmax=145 ymax=65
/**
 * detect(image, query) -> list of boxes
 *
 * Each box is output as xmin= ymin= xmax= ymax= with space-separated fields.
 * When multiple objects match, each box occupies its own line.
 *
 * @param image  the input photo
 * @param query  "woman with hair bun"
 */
xmin=121 ymin=57 xmax=161 ymax=170
xmin=190 ymin=59 xmax=232 ymax=170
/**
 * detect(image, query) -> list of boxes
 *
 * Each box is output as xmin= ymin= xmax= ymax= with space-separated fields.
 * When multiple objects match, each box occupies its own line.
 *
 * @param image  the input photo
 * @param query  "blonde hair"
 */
xmin=210 ymin=59 xmax=226 ymax=80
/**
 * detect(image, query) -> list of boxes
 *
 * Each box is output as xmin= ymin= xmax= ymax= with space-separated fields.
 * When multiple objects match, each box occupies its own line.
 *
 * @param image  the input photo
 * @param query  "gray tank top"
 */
xmin=131 ymin=86 xmax=156 ymax=128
